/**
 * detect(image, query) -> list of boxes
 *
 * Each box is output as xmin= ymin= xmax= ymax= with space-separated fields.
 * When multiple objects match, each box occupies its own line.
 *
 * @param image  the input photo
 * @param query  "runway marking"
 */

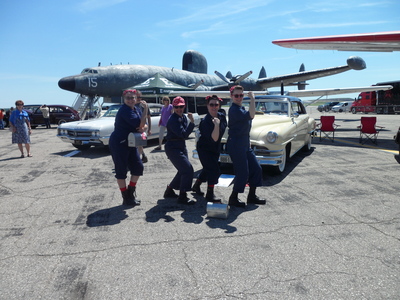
xmin=64 ymin=150 xmax=81 ymax=157
xmin=332 ymin=138 xmax=398 ymax=154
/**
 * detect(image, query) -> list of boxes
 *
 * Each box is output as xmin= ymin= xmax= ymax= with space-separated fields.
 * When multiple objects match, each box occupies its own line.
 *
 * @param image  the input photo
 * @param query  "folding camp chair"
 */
xmin=316 ymin=116 xmax=339 ymax=142
xmin=357 ymin=116 xmax=384 ymax=145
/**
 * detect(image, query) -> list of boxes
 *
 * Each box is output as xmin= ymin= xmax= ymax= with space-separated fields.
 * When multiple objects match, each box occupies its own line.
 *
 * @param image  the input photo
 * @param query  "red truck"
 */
xmin=351 ymin=80 xmax=400 ymax=114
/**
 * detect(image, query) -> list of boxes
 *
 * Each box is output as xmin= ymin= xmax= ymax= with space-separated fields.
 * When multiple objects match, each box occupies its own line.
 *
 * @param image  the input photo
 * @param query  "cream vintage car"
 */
xmin=57 ymin=103 xmax=200 ymax=150
xmin=217 ymin=95 xmax=316 ymax=174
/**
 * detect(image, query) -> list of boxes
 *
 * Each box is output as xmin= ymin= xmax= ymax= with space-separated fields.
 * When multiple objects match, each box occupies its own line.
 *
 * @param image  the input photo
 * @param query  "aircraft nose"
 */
xmin=58 ymin=76 xmax=76 ymax=92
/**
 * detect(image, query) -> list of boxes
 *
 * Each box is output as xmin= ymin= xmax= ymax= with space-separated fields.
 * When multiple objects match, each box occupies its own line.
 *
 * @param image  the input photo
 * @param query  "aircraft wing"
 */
xmin=168 ymin=90 xmax=269 ymax=98
xmin=256 ymin=56 xmax=366 ymax=89
xmin=272 ymin=31 xmax=400 ymax=52
xmin=169 ymin=85 xmax=393 ymax=99
xmin=286 ymin=85 xmax=393 ymax=97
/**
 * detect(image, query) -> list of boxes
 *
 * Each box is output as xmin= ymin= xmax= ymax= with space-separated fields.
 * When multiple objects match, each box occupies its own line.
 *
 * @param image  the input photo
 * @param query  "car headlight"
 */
xmin=266 ymin=131 xmax=278 ymax=143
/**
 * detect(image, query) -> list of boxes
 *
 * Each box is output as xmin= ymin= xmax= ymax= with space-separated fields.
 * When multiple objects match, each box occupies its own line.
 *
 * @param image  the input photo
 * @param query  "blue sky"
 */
xmin=0 ymin=0 xmax=399 ymax=108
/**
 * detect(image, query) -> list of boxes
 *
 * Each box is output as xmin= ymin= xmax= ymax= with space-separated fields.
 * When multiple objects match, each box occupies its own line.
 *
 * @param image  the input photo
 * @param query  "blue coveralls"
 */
xmin=109 ymin=104 xmax=144 ymax=179
xmin=227 ymin=102 xmax=262 ymax=193
xmin=196 ymin=112 xmax=227 ymax=185
xmin=165 ymin=113 xmax=195 ymax=191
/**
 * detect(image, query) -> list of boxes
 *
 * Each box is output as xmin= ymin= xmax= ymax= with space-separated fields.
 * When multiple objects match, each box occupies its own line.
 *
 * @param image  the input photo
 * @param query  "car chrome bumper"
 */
xmin=57 ymin=135 xmax=109 ymax=146
xmin=192 ymin=149 xmax=285 ymax=166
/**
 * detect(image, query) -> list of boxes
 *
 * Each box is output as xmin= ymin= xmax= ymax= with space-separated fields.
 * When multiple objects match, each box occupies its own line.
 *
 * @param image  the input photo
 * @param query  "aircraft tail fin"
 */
xmin=297 ymin=63 xmax=307 ymax=90
xmin=182 ymin=50 xmax=208 ymax=74
xmin=259 ymin=66 xmax=266 ymax=79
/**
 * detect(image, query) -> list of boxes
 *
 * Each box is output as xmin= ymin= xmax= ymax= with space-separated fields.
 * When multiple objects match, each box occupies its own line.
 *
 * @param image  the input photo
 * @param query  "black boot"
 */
xmin=178 ymin=191 xmax=196 ymax=205
xmin=192 ymin=179 xmax=204 ymax=196
xmin=121 ymin=189 xmax=136 ymax=206
xmin=164 ymin=185 xmax=178 ymax=198
xmin=228 ymin=191 xmax=246 ymax=208
xmin=128 ymin=185 xmax=141 ymax=205
xmin=205 ymin=186 xmax=221 ymax=203
xmin=247 ymin=186 xmax=266 ymax=205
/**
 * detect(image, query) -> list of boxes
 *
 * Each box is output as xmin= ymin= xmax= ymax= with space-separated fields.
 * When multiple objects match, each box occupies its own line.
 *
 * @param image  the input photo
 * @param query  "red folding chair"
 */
xmin=357 ymin=116 xmax=384 ymax=145
xmin=316 ymin=116 xmax=339 ymax=142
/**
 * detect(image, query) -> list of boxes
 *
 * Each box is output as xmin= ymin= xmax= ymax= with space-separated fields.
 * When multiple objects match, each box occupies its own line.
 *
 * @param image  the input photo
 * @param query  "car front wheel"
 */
xmin=270 ymin=146 xmax=288 ymax=175
xmin=302 ymin=134 xmax=312 ymax=152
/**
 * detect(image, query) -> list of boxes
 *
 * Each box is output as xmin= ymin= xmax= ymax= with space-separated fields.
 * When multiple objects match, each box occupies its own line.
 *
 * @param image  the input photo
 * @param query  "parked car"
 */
xmin=57 ymin=103 xmax=200 ymax=150
xmin=201 ymin=95 xmax=316 ymax=174
xmin=331 ymin=101 xmax=352 ymax=113
xmin=317 ymin=101 xmax=340 ymax=112
xmin=29 ymin=105 xmax=80 ymax=128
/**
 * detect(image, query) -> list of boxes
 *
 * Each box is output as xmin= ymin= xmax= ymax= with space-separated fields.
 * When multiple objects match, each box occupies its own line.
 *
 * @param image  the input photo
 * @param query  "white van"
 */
xmin=331 ymin=102 xmax=352 ymax=113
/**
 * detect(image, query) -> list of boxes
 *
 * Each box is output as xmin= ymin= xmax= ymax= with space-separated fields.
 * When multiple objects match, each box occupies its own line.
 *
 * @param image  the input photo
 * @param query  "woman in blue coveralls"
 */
xmin=227 ymin=85 xmax=266 ymax=207
xmin=163 ymin=96 xmax=196 ymax=205
xmin=192 ymin=95 xmax=227 ymax=203
xmin=109 ymin=89 xmax=148 ymax=206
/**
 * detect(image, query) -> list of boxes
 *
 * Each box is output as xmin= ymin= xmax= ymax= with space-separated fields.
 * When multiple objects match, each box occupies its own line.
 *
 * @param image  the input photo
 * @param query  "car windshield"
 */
xmin=242 ymin=100 xmax=289 ymax=115
xmin=102 ymin=104 xmax=162 ymax=117
xmin=103 ymin=105 xmax=122 ymax=117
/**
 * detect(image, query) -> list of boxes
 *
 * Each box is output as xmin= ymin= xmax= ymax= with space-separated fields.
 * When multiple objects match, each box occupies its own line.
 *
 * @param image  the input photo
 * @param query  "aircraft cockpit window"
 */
xmin=81 ymin=69 xmax=98 ymax=74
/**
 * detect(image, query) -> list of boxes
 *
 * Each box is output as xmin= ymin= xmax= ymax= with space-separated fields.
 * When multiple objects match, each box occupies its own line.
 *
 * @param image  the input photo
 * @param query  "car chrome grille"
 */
xmin=67 ymin=130 xmax=92 ymax=137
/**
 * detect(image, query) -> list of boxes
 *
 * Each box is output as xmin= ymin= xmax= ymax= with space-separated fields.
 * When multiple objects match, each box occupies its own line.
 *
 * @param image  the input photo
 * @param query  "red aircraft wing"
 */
xmin=272 ymin=31 xmax=400 ymax=52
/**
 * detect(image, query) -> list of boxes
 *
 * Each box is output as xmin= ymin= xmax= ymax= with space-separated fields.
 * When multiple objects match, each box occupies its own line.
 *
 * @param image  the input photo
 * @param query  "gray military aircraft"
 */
xmin=58 ymin=50 xmax=366 ymax=107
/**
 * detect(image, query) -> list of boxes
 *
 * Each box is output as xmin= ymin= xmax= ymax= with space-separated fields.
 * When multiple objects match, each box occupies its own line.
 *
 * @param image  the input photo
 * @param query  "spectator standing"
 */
xmin=5 ymin=107 xmax=14 ymax=127
xmin=0 ymin=109 xmax=4 ymax=129
xmin=155 ymin=96 xmax=173 ymax=150
xmin=40 ymin=104 xmax=51 ymax=129
xmin=9 ymin=100 xmax=32 ymax=158
xmin=135 ymin=90 xmax=151 ymax=163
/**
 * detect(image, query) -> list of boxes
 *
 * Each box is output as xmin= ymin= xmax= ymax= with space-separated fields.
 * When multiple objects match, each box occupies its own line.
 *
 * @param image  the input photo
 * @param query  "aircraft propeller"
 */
xmin=214 ymin=70 xmax=253 ymax=86
xmin=189 ymin=80 xmax=204 ymax=90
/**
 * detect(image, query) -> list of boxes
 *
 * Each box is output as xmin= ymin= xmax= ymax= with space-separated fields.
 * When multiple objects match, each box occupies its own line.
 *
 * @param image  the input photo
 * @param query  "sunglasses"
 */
xmin=174 ymin=105 xmax=185 ymax=109
xmin=208 ymin=103 xmax=219 ymax=107
xmin=16 ymin=104 xmax=24 ymax=106
xmin=233 ymin=94 xmax=244 ymax=99
xmin=125 ymin=97 xmax=135 ymax=100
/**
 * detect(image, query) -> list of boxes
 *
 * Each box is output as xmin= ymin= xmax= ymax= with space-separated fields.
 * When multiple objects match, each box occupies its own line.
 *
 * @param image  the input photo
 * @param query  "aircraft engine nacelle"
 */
xmin=347 ymin=56 xmax=366 ymax=70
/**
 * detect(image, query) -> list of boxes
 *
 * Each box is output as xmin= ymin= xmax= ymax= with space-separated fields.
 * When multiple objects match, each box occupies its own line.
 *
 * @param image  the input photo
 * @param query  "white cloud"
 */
xmin=158 ymin=0 xmax=272 ymax=27
xmin=181 ymin=22 xmax=228 ymax=38
xmin=77 ymin=0 xmax=127 ymax=13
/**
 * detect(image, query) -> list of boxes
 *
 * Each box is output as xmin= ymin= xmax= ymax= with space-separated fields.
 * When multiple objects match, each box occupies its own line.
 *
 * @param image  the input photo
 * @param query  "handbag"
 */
xmin=128 ymin=132 xmax=147 ymax=147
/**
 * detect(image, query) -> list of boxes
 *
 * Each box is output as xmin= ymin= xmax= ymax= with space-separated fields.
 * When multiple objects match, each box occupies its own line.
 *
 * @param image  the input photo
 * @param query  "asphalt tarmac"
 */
xmin=1 ymin=109 xmax=399 ymax=299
